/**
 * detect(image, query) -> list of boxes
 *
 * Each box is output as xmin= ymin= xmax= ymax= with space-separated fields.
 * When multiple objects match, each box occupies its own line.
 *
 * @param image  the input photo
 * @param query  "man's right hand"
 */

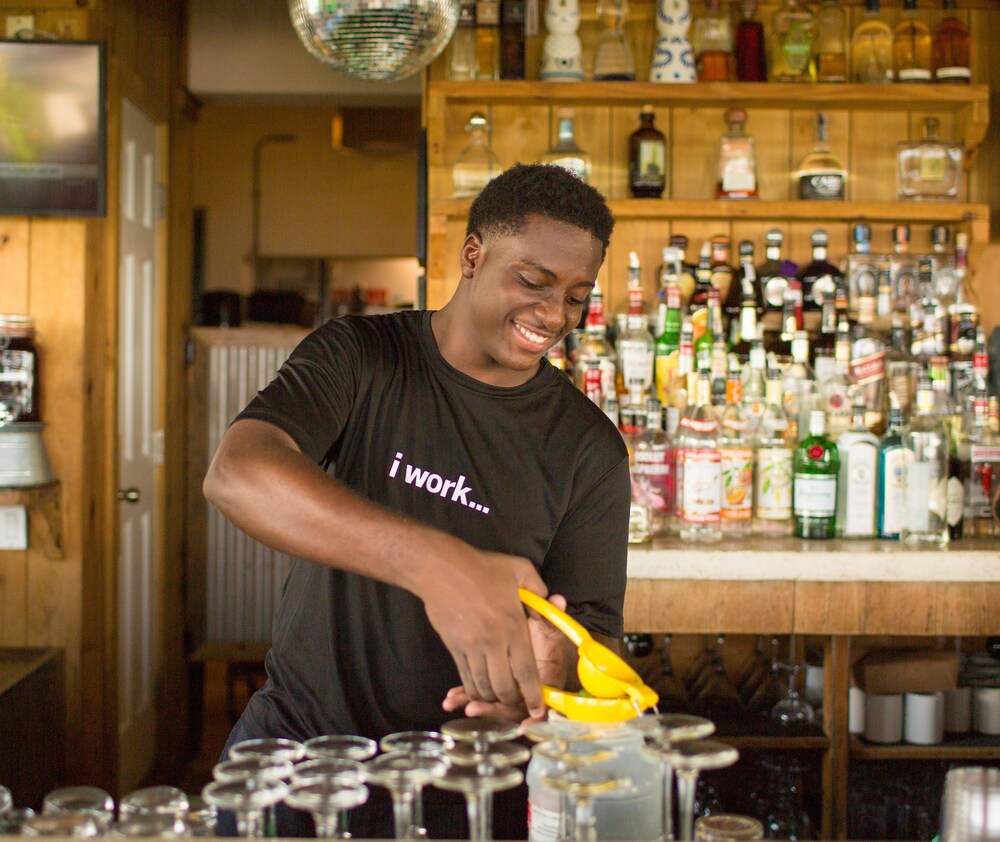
xmin=416 ymin=547 xmax=549 ymax=720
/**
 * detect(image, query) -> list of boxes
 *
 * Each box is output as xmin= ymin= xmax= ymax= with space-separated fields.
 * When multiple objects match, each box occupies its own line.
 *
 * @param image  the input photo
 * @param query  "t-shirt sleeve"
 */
xmin=540 ymin=451 xmax=630 ymax=640
xmin=234 ymin=318 xmax=366 ymax=464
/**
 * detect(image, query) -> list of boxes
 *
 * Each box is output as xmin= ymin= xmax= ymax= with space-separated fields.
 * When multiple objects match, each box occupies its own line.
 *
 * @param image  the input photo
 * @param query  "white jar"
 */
xmin=527 ymin=726 xmax=662 ymax=841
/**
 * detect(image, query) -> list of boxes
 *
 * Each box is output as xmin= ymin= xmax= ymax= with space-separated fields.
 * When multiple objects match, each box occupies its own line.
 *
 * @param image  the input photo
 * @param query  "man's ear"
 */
xmin=459 ymin=232 xmax=484 ymax=279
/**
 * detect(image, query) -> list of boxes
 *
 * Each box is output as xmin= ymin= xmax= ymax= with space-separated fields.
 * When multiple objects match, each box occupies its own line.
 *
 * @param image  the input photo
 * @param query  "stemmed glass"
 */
xmin=523 ymin=718 xmax=597 ymax=841
xmin=532 ymin=737 xmax=616 ymax=841
xmin=201 ymin=777 xmax=289 ymax=838
xmin=212 ymin=756 xmax=295 ymax=838
xmin=118 ymin=786 xmax=190 ymax=836
xmin=364 ymin=750 xmax=449 ymax=839
xmin=292 ymin=759 xmax=368 ymax=838
xmin=184 ymin=797 xmax=218 ymax=838
xmin=42 ymin=787 xmax=115 ymax=834
xmin=664 ymin=740 xmax=739 ymax=842
xmin=284 ymin=775 xmax=370 ymax=839
xmin=438 ymin=718 xmax=530 ymax=841
xmin=112 ymin=814 xmax=188 ymax=837
xmin=377 ymin=730 xmax=454 ymax=836
xmin=228 ymin=737 xmax=306 ymax=764
xmin=305 ymin=735 xmax=378 ymax=762
xmin=628 ymin=713 xmax=714 ymax=842
xmin=540 ymin=767 xmax=629 ymax=842
xmin=770 ymin=637 xmax=815 ymax=726
xmin=21 ymin=813 xmax=101 ymax=837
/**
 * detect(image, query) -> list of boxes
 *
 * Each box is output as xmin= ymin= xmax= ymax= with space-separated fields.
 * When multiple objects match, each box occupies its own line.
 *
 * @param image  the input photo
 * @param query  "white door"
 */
xmin=117 ymin=98 xmax=163 ymax=794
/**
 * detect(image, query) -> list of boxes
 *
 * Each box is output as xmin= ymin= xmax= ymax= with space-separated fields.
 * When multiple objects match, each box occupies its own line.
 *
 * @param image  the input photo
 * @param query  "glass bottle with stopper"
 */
xmin=593 ymin=0 xmax=636 ymax=79
xmin=897 ymin=117 xmax=962 ymax=201
xmin=452 ymin=113 xmax=501 ymax=198
xmin=796 ymin=112 xmax=846 ymax=201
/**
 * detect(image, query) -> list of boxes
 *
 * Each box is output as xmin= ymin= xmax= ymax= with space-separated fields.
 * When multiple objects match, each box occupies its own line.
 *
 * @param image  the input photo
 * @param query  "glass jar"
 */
xmin=0 ymin=314 xmax=39 ymax=423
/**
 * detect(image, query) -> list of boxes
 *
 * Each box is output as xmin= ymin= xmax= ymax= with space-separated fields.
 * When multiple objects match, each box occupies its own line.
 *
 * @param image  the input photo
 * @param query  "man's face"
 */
xmin=458 ymin=214 xmax=603 ymax=387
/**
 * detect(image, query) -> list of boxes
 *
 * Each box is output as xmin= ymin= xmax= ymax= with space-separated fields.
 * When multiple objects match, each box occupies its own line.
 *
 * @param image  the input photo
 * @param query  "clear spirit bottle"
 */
xmin=836 ymin=402 xmax=879 ymax=537
xmin=793 ymin=409 xmax=839 ymax=539
xmin=452 ymin=113 xmax=501 ymax=198
xmin=893 ymin=0 xmax=931 ymax=82
xmin=720 ymin=365 xmax=754 ymax=534
xmin=627 ymin=388 xmax=654 ymax=544
xmin=783 ymin=330 xmax=816 ymax=443
xmin=769 ymin=0 xmax=815 ymax=82
xmin=877 ymin=407 xmax=911 ymax=539
xmin=617 ymin=267 xmax=656 ymax=404
xmin=629 ymin=106 xmax=667 ymax=198
xmin=931 ymin=0 xmax=970 ymax=83
xmin=819 ymin=317 xmax=854 ymax=439
xmin=897 ymin=117 xmax=962 ymax=201
xmin=795 ymin=112 xmax=846 ymax=201
xmin=632 ymin=396 xmax=675 ymax=536
xmin=573 ymin=281 xmax=617 ymax=400
xmin=965 ymin=390 xmax=1000 ymax=537
xmin=676 ymin=369 xmax=723 ymax=542
xmin=849 ymin=294 xmax=887 ymax=433
xmin=930 ymin=225 xmax=961 ymax=306
xmin=814 ymin=0 xmax=847 ymax=81
xmin=593 ymin=0 xmax=637 ymax=80
xmin=851 ymin=0 xmax=893 ymax=83
xmin=543 ymin=109 xmax=592 ymax=183
xmin=846 ymin=222 xmax=876 ymax=318
xmin=715 ymin=109 xmax=758 ymax=199
xmin=753 ymin=369 xmax=795 ymax=535
xmin=902 ymin=376 xmax=950 ymax=545
xmin=889 ymin=224 xmax=918 ymax=314
xmin=742 ymin=334 xmax=768 ymax=434
xmin=812 ymin=290 xmax=837 ymax=385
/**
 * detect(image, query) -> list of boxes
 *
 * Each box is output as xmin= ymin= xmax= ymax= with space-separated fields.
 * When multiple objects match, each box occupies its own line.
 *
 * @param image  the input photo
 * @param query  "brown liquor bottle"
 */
xmin=500 ymin=0 xmax=526 ymax=79
xmin=932 ymin=0 xmax=970 ymax=83
xmin=629 ymin=106 xmax=667 ymax=199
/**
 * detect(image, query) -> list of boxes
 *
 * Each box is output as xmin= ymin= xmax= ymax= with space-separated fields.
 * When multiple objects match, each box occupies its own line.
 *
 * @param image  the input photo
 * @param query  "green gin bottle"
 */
xmin=793 ymin=409 xmax=840 ymax=538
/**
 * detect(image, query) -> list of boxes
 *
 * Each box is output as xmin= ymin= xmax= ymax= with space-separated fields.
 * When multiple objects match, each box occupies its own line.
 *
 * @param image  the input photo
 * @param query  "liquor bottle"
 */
xmin=769 ymin=0 xmax=816 ymax=82
xmin=889 ymin=224 xmax=918 ymax=315
xmin=931 ymin=371 xmax=966 ymax=540
xmin=875 ymin=263 xmax=894 ymax=331
xmin=676 ymin=369 xmax=723 ymax=542
xmin=720 ymin=365 xmax=754 ymax=534
xmin=734 ymin=0 xmax=767 ymax=81
xmin=930 ymin=225 xmax=961 ymax=306
xmin=798 ymin=229 xmax=843 ymax=313
xmin=543 ymin=109 xmax=591 ymax=183
xmin=715 ymin=109 xmax=758 ymax=199
xmin=743 ymin=334 xmax=768 ymax=433
xmin=766 ymin=287 xmax=797 ymax=367
xmin=758 ymin=229 xmax=796 ymax=336
xmin=851 ymin=0 xmax=893 ymax=83
xmin=965 ymin=390 xmax=1000 ymax=537
xmin=573 ymin=281 xmax=617 ymax=400
xmin=666 ymin=318 xmax=696 ymax=437
xmin=795 ymin=112 xmax=846 ymax=201
xmin=726 ymin=241 xmax=756 ymax=345
xmin=617 ymin=268 xmax=656 ymax=404
xmin=896 ymin=117 xmax=963 ymax=201
xmin=633 ymin=397 xmax=675 ymax=536
xmin=546 ymin=339 xmax=570 ymax=375
xmin=819 ymin=317 xmax=854 ymax=439
xmin=654 ymin=260 xmax=683 ymax=406
xmin=783 ymin=331 xmax=816 ymax=443
xmin=604 ymin=393 xmax=621 ymax=429
xmin=627 ymin=386 xmax=654 ymax=543
xmin=931 ymin=0 xmax=970 ymax=84
xmin=500 ymin=0 xmax=527 ymax=78
xmin=794 ymin=409 xmax=839 ymax=539
xmin=449 ymin=0 xmax=478 ymax=79
xmin=583 ymin=358 xmax=604 ymax=406
xmin=753 ymin=369 xmax=795 ymax=535
xmin=812 ymin=290 xmax=837 ymax=384
xmin=692 ymin=0 xmax=736 ymax=81
xmin=629 ymin=106 xmax=667 ymax=198
xmin=836 ymin=402 xmax=879 ymax=537
xmin=885 ymin=316 xmax=917 ymax=417
xmin=877 ymin=406 xmax=911 ymax=539
xmin=671 ymin=235 xmax=698 ymax=306
xmin=593 ymin=0 xmax=637 ymax=80
xmin=695 ymin=288 xmax=723 ymax=373
xmin=689 ymin=242 xmax=715 ymax=345
xmin=710 ymin=236 xmax=735 ymax=312
xmin=476 ymin=0 xmax=502 ymax=79
xmin=849 ymin=294 xmax=887 ymax=433
xmin=893 ymin=0 xmax=931 ymax=82
xmin=846 ymin=223 xmax=876 ymax=319
xmin=902 ymin=376 xmax=950 ymax=545
xmin=732 ymin=288 xmax=760 ymax=366
xmin=814 ymin=0 xmax=847 ymax=82
xmin=614 ymin=250 xmax=648 ymax=347
xmin=452 ymin=113 xmax=502 ymax=198
xmin=711 ymin=336 xmax=729 ymax=409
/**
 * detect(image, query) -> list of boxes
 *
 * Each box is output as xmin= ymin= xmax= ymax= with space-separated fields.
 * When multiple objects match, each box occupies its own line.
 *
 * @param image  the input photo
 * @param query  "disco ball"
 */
xmin=289 ymin=0 xmax=459 ymax=82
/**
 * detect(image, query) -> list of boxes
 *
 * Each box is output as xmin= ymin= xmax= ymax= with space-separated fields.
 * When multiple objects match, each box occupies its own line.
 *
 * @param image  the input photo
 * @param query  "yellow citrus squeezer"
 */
xmin=519 ymin=588 xmax=659 ymax=723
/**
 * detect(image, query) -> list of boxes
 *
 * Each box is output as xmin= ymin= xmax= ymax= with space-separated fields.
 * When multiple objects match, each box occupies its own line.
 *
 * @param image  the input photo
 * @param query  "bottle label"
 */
xmin=720 ymin=138 xmax=756 ymax=194
xmin=655 ymin=350 xmax=679 ymax=406
xmin=634 ymin=448 xmax=674 ymax=514
xmin=549 ymin=155 xmax=589 ymax=183
xmin=680 ymin=416 xmax=718 ymax=434
xmin=620 ymin=342 xmax=654 ymax=390
xmin=721 ymin=447 xmax=753 ymax=520
xmin=947 ymin=475 xmax=965 ymax=527
xmin=905 ymin=460 xmax=931 ymax=532
xmin=680 ymin=448 xmax=722 ymax=524
xmin=799 ymin=173 xmax=844 ymax=201
xmin=794 ymin=473 xmax=837 ymax=517
xmin=880 ymin=447 xmax=912 ymax=535
xmin=755 ymin=447 xmax=793 ymax=519
xmin=599 ymin=359 xmax=616 ymax=402
xmin=849 ymin=349 xmax=886 ymax=386
xmin=843 ymin=441 xmax=877 ymax=536
xmin=920 ymin=149 xmax=947 ymax=182
xmin=635 ymin=139 xmax=666 ymax=190
xmin=527 ymin=801 xmax=561 ymax=842
xmin=763 ymin=275 xmax=788 ymax=309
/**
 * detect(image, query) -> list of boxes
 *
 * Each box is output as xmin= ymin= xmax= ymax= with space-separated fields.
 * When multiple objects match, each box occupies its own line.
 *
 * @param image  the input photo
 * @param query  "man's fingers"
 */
xmin=469 ymin=655 xmax=500 ymax=703
xmin=508 ymin=625 xmax=545 ymax=718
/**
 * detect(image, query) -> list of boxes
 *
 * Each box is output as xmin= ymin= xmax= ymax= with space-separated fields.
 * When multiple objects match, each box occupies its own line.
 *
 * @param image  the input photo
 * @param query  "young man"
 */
xmin=203 ymin=163 xmax=629 ymax=838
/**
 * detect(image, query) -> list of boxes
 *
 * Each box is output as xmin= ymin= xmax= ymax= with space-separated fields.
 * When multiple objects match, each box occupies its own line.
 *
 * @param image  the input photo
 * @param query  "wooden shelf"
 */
xmin=0 ymin=481 xmax=62 ymax=560
xmin=849 ymin=733 xmax=1000 ymax=761
xmin=431 ymin=197 xmax=990 ymax=225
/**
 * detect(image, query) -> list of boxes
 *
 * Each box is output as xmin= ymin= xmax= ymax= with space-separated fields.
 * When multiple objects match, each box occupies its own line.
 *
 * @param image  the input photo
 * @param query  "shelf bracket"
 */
xmin=959 ymin=98 xmax=990 ymax=171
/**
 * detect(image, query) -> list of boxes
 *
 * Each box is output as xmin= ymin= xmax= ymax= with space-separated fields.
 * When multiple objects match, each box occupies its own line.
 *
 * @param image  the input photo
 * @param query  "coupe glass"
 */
xmin=119 ymin=786 xmax=189 ymax=820
xmin=379 ymin=731 xmax=454 ymax=755
xmin=305 ymin=735 xmax=378 ymax=762
xmin=629 ymin=714 xmax=715 ymax=842
xmin=284 ymin=776 xmax=370 ymax=839
xmin=111 ymin=814 xmax=188 ymax=837
xmin=665 ymin=741 xmax=739 ymax=842
xmin=184 ymin=797 xmax=217 ymax=838
xmin=228 ymin=737 xmax=306 ymax=764
xmin=434 ymin=763 xmax=523 ymax=841
xmin=294 ymin=758 xmax=367 ymax=784
xmin=201 ymin=778 xmax=289 ymax=838
xmin=0 ymin=807 xmax=36 ymax=835
xmin=770 ymin=636 xmax=815 ymax=726
xmin=22 ymin=814 xmax=101 ymax=837
xmin=42 ymin=787 xmax=115 ymax=833
xmin=364 ymin=750 xmax=449 ymax=839
xmin=540 ymin=767 xmax=629 ymax=842
xmin=213 ymin=757 xmax=295 ymax=784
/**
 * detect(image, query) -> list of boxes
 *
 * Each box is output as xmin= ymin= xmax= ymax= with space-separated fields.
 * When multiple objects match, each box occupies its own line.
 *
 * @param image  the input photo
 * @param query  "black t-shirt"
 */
xmin=234 ymin=310 xmax=629 ymax=742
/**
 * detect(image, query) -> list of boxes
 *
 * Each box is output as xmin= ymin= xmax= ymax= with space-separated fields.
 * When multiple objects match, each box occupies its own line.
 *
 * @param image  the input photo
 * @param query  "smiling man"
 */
xmin=203 ymin=163 xmax=629 ymax=838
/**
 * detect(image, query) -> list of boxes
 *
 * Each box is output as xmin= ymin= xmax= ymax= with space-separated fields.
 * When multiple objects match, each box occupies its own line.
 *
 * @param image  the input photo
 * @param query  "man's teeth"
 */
xmin=516 ymin=323 xmax=546 ymax=344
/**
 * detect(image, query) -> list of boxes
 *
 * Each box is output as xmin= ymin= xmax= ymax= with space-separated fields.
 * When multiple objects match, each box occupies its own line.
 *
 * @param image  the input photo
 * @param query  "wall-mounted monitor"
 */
xmin=0 ymin=39 xmax=107 ymax=217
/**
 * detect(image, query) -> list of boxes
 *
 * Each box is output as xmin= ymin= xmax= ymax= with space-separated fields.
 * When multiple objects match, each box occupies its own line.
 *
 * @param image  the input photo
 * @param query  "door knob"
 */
xmin=118 ymin=487 xmax=141 ymax=504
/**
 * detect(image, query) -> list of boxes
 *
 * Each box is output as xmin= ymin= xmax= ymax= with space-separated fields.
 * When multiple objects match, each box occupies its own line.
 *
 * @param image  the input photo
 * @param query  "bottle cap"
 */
xmin=811 ymin=229 xmax=829 ymax=247
xmin=641 ymin=104 xmax=654 ymax=116
xmin=809 ymin=409 xmax=826 ymax=436
xmin=765 ymin=228 xmax=783 ymax=246
xmin=724 ymin=108 xmax=747 ymax=126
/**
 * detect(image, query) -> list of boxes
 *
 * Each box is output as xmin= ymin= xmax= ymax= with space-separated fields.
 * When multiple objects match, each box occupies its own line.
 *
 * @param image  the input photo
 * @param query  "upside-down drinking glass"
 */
xmin=200 ymin=778 xmax=289 ymax=838
xmin=304 ymin=735 xmax=378 ymax=762
xmin=284 ymin=775 xmax=370 ymax=839
xmin=665 ymin=740 xmax=739 ymax=842
xmin=42 ymin=787 xmax=115 ymax=834
xmin=365 ymin=750 xmax=449 ymax=839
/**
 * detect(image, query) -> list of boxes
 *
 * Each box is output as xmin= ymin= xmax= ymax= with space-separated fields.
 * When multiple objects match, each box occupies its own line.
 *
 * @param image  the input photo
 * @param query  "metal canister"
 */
xmin=0 ymin=315 xmax=39 ymax=423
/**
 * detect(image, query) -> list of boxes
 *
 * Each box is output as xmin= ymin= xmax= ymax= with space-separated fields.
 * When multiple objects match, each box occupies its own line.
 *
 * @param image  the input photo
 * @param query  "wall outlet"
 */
xmin=5 ymin=15 xmax=34 ymax=38
xmin=0 ymin=505 xmax=28 ymax=550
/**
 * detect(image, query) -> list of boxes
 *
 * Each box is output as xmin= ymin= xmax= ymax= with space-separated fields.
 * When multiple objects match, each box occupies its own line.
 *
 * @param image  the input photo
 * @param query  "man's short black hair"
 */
xmin=466 ymin=163 xmax=615 ymax=257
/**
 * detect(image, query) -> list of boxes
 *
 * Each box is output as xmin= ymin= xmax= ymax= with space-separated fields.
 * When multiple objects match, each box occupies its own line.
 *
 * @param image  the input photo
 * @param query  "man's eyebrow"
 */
xmin=519 ymin=259 xmax=557 ymax=279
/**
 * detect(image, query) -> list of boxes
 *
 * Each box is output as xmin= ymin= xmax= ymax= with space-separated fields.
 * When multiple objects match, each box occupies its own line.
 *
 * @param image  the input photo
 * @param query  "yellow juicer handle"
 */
xmin=519 ymin=588 xmax=589 ymax=647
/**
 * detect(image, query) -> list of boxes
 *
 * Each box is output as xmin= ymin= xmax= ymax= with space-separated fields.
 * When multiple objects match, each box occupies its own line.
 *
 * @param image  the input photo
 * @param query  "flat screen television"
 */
xmin=0 ymin=39 xmax=106 ymax=217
